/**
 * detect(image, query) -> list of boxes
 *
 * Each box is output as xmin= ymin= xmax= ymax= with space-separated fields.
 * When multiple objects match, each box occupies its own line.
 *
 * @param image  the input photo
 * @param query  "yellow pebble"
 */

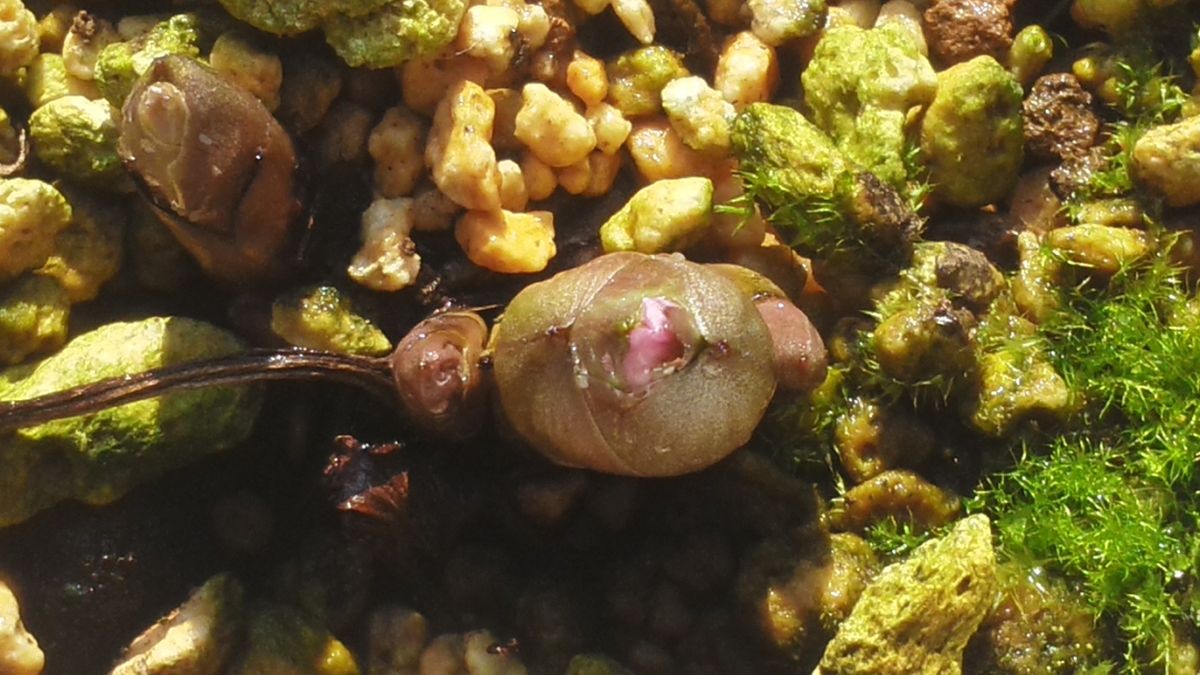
xmin=455 ymin=209 xmax=556 ymax=273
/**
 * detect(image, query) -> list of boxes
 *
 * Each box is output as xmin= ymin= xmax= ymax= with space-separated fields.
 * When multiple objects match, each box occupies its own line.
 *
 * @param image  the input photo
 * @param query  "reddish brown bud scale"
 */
xmin=118 ymin=55 xmax=303 ymax=285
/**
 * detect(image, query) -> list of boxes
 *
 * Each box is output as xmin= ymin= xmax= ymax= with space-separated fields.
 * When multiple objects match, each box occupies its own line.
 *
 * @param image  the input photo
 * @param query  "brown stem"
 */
xmin=0 ymin=349 xmax=397 ymax=434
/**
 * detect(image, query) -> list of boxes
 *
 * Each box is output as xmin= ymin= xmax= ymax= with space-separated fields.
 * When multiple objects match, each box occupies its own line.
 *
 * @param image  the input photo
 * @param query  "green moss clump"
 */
xmin=216 ymin=0 xmax=336 ymax=35
xmin=732 ymin=103 xmax=847 ymax=201
xmin=729 ymin=103 xmax=855 ymax=258
xmin=216 ymin=0 xmax=461 ymax=68
xmin=974 ymin=253 xmax=1200 ymax=668
xmin=23 ymin=53 xmax=91 ymax=109
xmin=216 ymin=0 xmax=390 ymax=35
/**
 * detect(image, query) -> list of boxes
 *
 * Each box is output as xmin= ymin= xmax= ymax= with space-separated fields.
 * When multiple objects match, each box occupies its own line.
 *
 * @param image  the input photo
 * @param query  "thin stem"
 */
xmin=0 ymin=349 xmax=397 ymax=433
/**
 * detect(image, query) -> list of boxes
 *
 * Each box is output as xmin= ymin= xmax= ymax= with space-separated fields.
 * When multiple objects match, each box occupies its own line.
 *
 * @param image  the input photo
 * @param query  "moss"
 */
xmin=871 ymin=296 xmax=976 ymax=389
xmin=964 ymin=564 xmax=1111 ymax=674
xmin=23 ymin=53 xmax=83 ymax=109
xmin=732 ymin=103 xmax=846 ymax=200
xmin=970 ymin=343 xmax=1071 ymax=438
xmin=975 ymin=253 xmax=1200 ymax=668
xmin=1045 ymin=223 xmax=1154 ymax=275
xmin=216 ymin=0 xmax=336 ymax=35
xmin=730 ymin=103 xmax=858 ymax=259
xmin=35 ymin=187 xmax=125 ymax=304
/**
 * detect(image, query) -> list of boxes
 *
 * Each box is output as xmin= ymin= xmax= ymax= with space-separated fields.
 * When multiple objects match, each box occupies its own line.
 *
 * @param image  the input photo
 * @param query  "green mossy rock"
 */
xmin=0 ymin=317 xmax=261 ymax=526
xmin=819 ymin=514 xmax=996 ymax=675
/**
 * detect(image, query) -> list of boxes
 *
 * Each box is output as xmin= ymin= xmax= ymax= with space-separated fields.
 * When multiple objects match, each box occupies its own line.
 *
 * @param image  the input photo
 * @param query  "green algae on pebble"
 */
xmin=0 ymin=317 xmax=261 ymax=526
xmin=271 ymin=285 xmax=392 ymax=357
xmin=819 ymin=514 xmax=996 ymax=675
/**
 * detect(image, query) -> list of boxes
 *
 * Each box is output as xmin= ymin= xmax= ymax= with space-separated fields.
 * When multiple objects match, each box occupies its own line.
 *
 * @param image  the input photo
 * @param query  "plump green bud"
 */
xmin=0 ymin=317 xmax=261 ymax=526
xmin=920 ymin=56 xmax=1024 ymax=207
xmin=607 ymin=46 xmax=689 ymax=117
xmin=322 ymin=0 xmax=468 ymax=69
xmin=0 ymin=276 xmax=69 ymax=367
xmin=0 ymin=178 xmax=72 ymax=283
xmin=95 ymin=14 xmax=201 ymax=106
xmin=29 ymin=95 xmax=123 ymax=188
xmin=600 ymin=177 xmax=713 ymax=254
xmin=490 ymin=252 xmax=777 ymax=477
xmin=271 ymin=285 xmax=392 ymax=356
